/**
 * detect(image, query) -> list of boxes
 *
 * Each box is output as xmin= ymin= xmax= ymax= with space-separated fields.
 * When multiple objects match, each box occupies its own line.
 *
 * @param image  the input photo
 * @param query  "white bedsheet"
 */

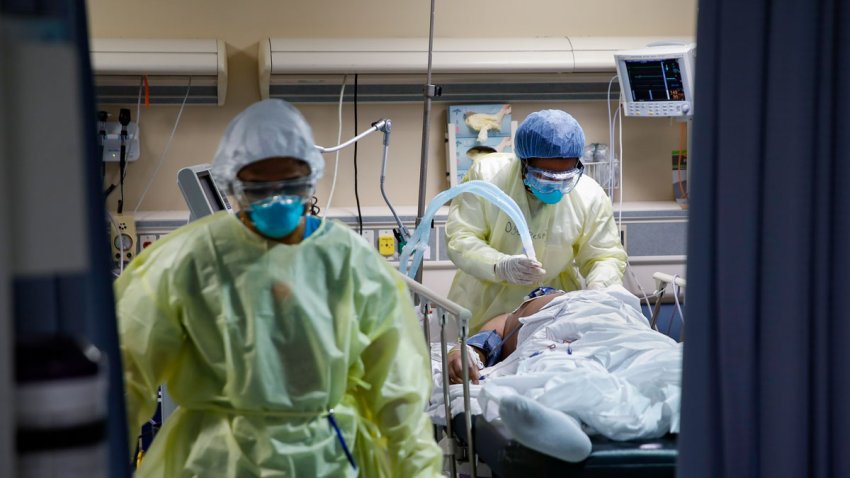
xmin=427 ymin=285 xmax=682 ymax=441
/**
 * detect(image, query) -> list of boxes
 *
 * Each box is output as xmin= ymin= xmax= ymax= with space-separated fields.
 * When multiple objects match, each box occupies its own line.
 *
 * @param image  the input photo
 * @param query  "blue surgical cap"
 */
xmin=212 ymin=99 xmax=325 ymax=191
xmin=514 ymin=110 xmax=586 ymax=160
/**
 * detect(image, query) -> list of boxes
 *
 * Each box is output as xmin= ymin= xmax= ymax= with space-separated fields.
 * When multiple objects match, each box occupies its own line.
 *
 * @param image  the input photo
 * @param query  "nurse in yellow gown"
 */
xmin=115 ymin=99 xmax=441 ymax=477
xmin=446 ymin=110 xmax=628 ymax=331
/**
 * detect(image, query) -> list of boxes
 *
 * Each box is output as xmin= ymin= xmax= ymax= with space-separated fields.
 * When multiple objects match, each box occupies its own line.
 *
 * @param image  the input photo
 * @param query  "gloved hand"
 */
xmin=495 ymin=255 xmax=546 ymax=285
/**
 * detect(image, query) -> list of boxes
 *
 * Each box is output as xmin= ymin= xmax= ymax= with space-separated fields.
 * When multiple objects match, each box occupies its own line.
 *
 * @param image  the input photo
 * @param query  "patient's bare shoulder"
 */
xmin=516 ymin=292 xmax=565 ymax=318
xmin=471 ymin=292 xmax=566 ymax=362
xmin=479 ymin=313 xmax=510 ymax=336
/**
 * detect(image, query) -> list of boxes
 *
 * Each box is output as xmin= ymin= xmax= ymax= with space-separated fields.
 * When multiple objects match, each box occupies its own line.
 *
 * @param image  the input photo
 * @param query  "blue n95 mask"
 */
xmin=523 ymin=163 xmax=584 ymax=204
xmin=246 ymin=195 xmax=306 ymax=239
xmin=233 ymin=177 xmax=315 ymax=239
xmin=529 ymin=187 xmax=564 ymax=205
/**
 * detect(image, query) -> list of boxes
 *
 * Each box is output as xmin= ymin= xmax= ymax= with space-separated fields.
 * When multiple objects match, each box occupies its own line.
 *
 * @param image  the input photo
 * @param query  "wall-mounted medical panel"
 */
xmin=130 ymin=207 xmax=688 ymax=300
xmin=91 ymin=39 xmax=228 ymax=105
xmin=259 ymin=36 xmax=692 ymax=103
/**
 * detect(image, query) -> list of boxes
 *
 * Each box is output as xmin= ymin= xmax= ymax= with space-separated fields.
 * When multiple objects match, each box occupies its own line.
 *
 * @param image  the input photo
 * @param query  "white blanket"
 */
xmin=428 ymin=285 xmax=682 ymax=441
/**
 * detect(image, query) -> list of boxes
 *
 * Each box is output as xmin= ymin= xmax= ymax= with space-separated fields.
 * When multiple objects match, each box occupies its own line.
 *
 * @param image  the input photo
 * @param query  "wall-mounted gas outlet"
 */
xmin=110 ymin=214 xmax=137 ymax=264
xmin=378 ymin=229 xmax=396 ymax=258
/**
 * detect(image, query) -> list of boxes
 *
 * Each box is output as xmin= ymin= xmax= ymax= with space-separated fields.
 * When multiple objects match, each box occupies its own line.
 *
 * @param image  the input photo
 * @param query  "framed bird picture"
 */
xmin=447 ymin=104 xmax=516 ymax=187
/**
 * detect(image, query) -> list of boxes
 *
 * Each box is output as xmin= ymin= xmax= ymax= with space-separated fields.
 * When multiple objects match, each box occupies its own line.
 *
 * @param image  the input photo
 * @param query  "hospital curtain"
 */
xmin=6 ymin=0 xmax=131 ymax=475
xmin=678 ymin=0 xmax=850 ymax=477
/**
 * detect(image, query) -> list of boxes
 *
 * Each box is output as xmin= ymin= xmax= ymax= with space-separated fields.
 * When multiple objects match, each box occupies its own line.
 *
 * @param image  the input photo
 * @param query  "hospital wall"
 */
xmin=88 ymin=0 xmax=697 ymax=212
xmin=87 ymin=0 xmax=696 ymax=297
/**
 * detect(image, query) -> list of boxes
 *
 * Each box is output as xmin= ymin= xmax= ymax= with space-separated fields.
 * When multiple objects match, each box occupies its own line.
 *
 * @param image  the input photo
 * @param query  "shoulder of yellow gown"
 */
xmin=467 ymin=152 xmax=516 ymax=179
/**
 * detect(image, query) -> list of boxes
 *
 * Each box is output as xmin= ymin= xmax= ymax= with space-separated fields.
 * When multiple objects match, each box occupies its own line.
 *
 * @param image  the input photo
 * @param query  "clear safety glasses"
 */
xmin=523 ymin=162 xmax=584 ymax=194
xmin=232 ymin=178 xmax=316 ymax=206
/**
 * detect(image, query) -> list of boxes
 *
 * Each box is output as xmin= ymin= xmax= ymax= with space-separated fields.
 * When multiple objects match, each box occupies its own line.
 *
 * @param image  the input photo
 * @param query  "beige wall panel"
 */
xmin=89 ymin=0 xmax=697 ymax=212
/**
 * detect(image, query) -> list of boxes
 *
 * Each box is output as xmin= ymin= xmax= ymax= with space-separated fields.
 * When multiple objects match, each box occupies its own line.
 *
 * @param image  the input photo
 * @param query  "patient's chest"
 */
xmin=503 ymin=292 xmax=566 ymax=358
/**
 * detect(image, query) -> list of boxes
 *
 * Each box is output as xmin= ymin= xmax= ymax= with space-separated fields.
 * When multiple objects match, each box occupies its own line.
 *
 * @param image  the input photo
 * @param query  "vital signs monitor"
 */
xmin=615 ymin=43 xmax=696 ymax=118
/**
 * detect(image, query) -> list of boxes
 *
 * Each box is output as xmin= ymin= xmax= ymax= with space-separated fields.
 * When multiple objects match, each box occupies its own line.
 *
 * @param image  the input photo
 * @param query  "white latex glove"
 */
xmin=495 ymin=255 xmax=546 ymax=285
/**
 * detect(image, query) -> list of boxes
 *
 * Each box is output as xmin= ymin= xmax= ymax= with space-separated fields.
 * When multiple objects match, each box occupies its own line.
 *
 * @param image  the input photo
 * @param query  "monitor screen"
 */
xmin=197 ymin=170 xmax=226 ymax=212
xmin=624 ymin=58 xmax=686 ymax=102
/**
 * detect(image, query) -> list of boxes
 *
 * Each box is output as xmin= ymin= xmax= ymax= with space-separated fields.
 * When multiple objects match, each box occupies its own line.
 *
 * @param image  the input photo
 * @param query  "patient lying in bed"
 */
xmin=446 ymin=286 xmax=565 ymax=385
xmin=433 ymin=285 xmax=682 ymax=463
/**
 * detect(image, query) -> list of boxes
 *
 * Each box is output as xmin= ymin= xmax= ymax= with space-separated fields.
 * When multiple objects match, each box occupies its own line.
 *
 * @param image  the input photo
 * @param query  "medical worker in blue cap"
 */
xmin=446 ymin=109 xmax=627 ymax=331
xmin=115 ymin=99 xmax=441 ymax=477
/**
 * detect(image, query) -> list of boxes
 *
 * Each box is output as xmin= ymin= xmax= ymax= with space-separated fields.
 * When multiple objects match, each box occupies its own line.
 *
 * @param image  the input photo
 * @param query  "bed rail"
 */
xmin=399 ymin=273 xmax=478 ymax=478
xmin=650 ymin=272 xmax=687 ymax=340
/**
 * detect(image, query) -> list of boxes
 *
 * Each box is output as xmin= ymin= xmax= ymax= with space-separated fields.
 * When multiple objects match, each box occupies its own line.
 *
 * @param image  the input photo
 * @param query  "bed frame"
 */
xmin=400 ymin=273 xmax=683 ymax=478
xmin=401 ymin=274 xmax=478 ymax=477
xmin=649 ymin=272 xmax=687 ymax=339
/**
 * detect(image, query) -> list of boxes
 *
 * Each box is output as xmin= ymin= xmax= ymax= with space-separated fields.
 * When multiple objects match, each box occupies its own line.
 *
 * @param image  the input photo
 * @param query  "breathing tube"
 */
xmin=399 ymin=180 xmax=537 ymax=278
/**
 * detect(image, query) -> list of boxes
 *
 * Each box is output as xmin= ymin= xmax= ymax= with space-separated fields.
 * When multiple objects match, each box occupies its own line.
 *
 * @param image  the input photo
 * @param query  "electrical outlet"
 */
xmin=359 ymin=229 xmax=375 ymax=249
xmin=619 ymin=224 xmax=628 ymax=251
xmin=110 ymin=214 xmax=137 ymax=264
xmin=378 ymin=229 xmax=396 ymax=257
xmin=139 ymin=234 xmax=158 ymax=250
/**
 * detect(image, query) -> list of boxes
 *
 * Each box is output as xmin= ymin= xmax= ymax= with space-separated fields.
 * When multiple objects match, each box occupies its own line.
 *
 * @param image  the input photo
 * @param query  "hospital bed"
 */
xmin=649 ymin=272 xmax=687 ymax=340
xmin=401 ymin=273 xmax=682 ymax=478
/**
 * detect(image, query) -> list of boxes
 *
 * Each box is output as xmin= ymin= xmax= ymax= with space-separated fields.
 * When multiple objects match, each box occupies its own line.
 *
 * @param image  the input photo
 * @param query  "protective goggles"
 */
xmin=522 ymin=162 xmax=584 ymax=195
xmin=232 ymin=177 xmax=316 ymax=206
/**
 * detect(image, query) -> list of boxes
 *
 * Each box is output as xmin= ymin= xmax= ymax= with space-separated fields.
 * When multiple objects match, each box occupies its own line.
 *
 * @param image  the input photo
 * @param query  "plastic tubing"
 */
xmin=399 ymin=180 xmax=537 ymax=278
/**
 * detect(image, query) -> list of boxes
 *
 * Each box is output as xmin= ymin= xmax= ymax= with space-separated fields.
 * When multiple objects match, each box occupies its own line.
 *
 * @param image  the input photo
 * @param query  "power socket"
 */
xmin=139 ymin=234 xmax=158 ymax=250
xmin=619 ymin=224 xmax=628 ymax=251
xmin=110 ymin=214 xmax=137 ymax=265
xmin=359 ymin=229 xmax=375 ymax=249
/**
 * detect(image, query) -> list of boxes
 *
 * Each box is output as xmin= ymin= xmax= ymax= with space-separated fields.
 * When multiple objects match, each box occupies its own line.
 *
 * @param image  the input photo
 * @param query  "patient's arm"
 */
xmin=447 ymin=313 xmax=509 ymax=384
xmin=479 ymin=313 xmax=509 ymax=336
xmin=447 ymin=292 xmax=565 ymax=384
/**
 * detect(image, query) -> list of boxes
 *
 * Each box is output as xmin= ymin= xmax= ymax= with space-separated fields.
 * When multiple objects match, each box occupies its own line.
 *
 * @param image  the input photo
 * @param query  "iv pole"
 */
xmin=413 ymin=4 xmax=479 ymax=477
xmin=414 ymin=0 xmax=440 ymax=285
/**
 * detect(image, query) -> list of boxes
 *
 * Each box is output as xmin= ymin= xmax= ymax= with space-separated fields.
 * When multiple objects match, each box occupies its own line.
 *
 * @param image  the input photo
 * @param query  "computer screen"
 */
xmin=623 ymin=58 xmax=686 ymax=102
xmin=615 ymin=44 xmax=696 ymax=118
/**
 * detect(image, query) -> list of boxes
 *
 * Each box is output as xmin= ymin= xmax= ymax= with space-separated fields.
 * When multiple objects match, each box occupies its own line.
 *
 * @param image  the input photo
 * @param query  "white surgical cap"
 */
xmin=211 ymin=99 xmax=325 ymax=190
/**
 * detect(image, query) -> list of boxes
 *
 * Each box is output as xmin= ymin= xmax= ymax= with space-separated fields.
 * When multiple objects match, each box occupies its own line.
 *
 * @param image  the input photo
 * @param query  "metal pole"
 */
xmin=459 ymin=324 xmax=477 ymax=478
xmin=687 ymin=117 xmax=693 ymax=201
xmin=650 ymin=287 xmax=667 ymax=330
xmin=414 ymin=0 xmax=439 ymax=284
xmin=422 ymin=301 xmax=432 ymax=346
xmin=439 ymin=309 xmax=457 ymax=478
